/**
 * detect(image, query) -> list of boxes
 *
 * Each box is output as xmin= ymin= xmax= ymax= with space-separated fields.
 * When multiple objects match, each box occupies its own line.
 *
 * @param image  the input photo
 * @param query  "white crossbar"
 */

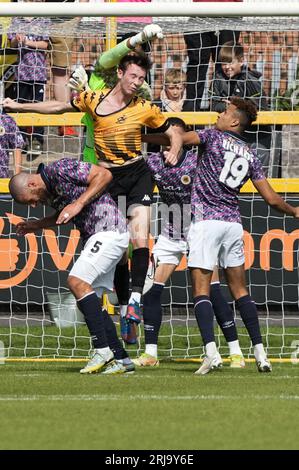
xmin=0 ymin=1 xmax=298 ymax=18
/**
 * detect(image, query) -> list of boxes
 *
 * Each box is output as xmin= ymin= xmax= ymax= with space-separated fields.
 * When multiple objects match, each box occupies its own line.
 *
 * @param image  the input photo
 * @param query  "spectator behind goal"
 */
xmin=209 ymin=41 xmax=272 ymax=175
xmin=183 ymin=0 xmax=242 ymax=111
xmin=7 ymin=11 xmax=50 ymax=161
xmin=0 ymin=13 xmax=18 ymax=100
xmin=0 ymin=85 xmax=25 ymax=177
xmin=45 ymin=0 xmax=89 ymax=137
xmin=148 ymin=69 xmax=186 ymax=153
xmin=156 ymin=69 xmax=186 ymax=112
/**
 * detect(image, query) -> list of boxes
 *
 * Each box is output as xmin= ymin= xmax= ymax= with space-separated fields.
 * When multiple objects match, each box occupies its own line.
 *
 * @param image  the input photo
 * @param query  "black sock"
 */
xmin=77 ymin=292 xmax=108 ymax=348
xmin=114 ymin=262 xmax=130 ymax=305
xmin=236 ymin=295 xmax=262 ymax=345
xmin=210 ymin=282 xmax=238 ymax=343
xmin=102 ymin=309 xmax=128 ymax=360
xmin=194 ymin=295 xmax=215 ymax=346
xmin=143 ymin=283 xmax=164 ymax=345
xmin=131 ymin=247 xmax=149 ymax=293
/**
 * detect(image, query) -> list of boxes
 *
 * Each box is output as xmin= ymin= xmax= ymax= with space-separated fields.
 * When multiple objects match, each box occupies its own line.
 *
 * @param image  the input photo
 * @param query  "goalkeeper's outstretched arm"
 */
xmin=98 ymin=24 xmax=163 ymax=70
xmin=68 ymin=24 xmax=163 ymax=95
xmin=97 ymin=38 xmax=132 ymax=71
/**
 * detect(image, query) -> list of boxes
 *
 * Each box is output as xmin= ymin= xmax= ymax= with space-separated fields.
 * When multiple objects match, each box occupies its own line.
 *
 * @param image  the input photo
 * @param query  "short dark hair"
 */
xmin=168 ymin=117 xmax=187 ymax=130
xmin=230 ymin=96 xmax=258 ymax=129
xmin=118 ymin=53 xmax=152 ymax=74
xmin=219 ymin=41 xmax=244 ymax=63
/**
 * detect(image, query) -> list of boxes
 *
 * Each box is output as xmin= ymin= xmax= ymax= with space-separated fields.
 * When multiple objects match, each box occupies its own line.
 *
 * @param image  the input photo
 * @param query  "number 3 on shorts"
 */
xmin=219 ymin=151 xmax=249 ymax=189
xmin=90 ymin=240 xmax=102 ymax=254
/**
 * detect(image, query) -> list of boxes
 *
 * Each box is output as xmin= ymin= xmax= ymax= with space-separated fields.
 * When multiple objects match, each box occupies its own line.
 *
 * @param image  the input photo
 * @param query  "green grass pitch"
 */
xmin=1 ymin=323 xmax=299 ymax=449
xmin=1 ymin=360 xmax=299 ymax=450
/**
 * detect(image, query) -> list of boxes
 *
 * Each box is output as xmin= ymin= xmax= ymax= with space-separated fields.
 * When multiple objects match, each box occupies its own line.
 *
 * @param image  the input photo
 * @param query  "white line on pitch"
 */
xmin=1 ymin=394 xmax=299 ymax=401
xmin=14 ymin=373 xmax=46 ymax=377
xmin=121 ymin=374 xmax=299 ymax=379
xmin=7 ymin=374 xmax=299 ymax=380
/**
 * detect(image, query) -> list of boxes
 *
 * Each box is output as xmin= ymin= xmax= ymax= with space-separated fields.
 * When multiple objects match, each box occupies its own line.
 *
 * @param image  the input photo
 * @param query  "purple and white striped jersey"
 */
xmin=0 ymin=113 xmax=24 ymax=178
xmin=191 ymin=128 xmax=265 ymax=224
xmin=39 ymin=159 xmax=127 ymax=245
xmin=146 ymin=150 xmax=197 ymax=240
xmin=8 ymin=17 xmax=50 ymax=83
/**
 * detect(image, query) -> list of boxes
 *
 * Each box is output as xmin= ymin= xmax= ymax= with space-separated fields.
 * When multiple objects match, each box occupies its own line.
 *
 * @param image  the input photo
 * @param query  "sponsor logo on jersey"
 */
xmin=116 ymin=115 xmax=127 ymax=124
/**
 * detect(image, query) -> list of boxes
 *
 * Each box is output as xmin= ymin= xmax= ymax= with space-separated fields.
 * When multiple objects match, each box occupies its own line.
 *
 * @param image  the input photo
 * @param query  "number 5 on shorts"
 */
xmin=90 ymin=241 xmax=102 ymax=253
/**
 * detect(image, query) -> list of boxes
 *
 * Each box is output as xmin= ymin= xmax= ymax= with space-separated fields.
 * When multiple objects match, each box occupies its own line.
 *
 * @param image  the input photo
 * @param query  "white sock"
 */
xmin=145 ymin=344 xmax=158 ymax=358
xmin=95 ymin=347 xmax=112 ymax=359
xmin=119 ymin=305 xmax=128 ymax=318
xmin=129 ymin=292 xmax=141 ymax=305
xmin=205 ymin=342 xmax=217 ymax=357
xmin=254 ymin=343 xmax=266 ymax=361
xmin=228 ymin=340 xmax=243 ymax=356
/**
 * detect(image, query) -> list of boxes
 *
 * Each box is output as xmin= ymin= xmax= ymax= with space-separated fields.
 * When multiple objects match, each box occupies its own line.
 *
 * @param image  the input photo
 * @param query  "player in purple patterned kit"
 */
xmin=8 ymin=14 xmax=50 ymax=158
xmin=181 ymin=96 xmax=299 ymax=374
xmin=0 ymin=112 xmax=24 ymax=177
xmin=9 ymin=158 xmax=135 ymax=375
xmin=133 ymin=119 xmax=245 ymax=367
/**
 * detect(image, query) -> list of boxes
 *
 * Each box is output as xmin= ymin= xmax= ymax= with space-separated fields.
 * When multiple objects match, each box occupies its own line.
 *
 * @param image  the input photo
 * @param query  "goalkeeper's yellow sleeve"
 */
xmin=97 ymin=39 xmax=131 ymax=70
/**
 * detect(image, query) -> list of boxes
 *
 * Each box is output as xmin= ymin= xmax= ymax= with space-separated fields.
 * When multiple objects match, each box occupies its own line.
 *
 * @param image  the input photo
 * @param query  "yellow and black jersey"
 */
xmin=72 ymin=88 xmax=169 ymax=166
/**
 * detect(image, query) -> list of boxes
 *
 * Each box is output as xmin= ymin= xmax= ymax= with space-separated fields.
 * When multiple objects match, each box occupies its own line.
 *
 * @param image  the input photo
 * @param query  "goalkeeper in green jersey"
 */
xmin=68 ymin=24 xmax=162 ymax=164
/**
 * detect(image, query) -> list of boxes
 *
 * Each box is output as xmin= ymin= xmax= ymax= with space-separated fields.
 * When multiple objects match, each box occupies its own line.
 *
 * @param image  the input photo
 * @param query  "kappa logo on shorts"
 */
xmin=142 ymin=194 xmax=151 ymax=202
xmin=235 ymin=247 xmax=244 ymax=258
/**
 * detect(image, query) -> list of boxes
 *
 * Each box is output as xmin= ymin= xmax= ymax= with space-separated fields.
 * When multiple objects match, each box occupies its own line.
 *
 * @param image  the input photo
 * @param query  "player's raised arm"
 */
xmin=182 ymin=130 xmax=201 ymax=146
xmin=253 ymin=178 xmax=299 ymax=218
xmin=56 ymin=165 xmax=113 ymax=224
xmin=99 ymin=24 xmax=163 ymax=70
xmin=142 ymin=132 xmax=170 ymax=145
xmin=163 ymin=125 xmax=184 ymax=165
xmin=3 ymin=98 xmax=73 ymax=114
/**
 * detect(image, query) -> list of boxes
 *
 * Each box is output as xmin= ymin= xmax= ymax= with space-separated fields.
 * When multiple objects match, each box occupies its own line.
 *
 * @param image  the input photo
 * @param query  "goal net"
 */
xmin=0 ymin=0 xmax=299 ymax=361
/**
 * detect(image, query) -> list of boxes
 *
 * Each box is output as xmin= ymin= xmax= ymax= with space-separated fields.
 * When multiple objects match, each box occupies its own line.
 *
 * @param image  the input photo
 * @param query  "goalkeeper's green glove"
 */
xmin=129 ymin=24 xmax=164 ymax=49
xmin=68 ymin=65 xmax=91 ymax=92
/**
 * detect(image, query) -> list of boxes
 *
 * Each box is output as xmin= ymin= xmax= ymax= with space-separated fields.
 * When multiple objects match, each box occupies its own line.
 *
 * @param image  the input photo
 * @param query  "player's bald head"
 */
xmin=9 ymin=172 xmax=32 ymax=203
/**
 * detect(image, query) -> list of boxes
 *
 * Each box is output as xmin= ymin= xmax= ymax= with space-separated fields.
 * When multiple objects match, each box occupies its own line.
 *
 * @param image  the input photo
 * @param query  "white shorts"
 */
xmin=142 ymin=234 xmax=187 ymax=295
xmin=187 ymin=220 xmax=245 ymax=271
xmin=152 ymin=234 xmax=187 ymax=266
xmin=69 ymin=230 xmax=129 ymax=297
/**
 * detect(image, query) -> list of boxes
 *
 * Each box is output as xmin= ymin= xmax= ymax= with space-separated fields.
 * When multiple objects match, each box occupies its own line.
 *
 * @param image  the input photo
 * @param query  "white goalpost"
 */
xmin=0 ymin=1 xmax=299 ymax=362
